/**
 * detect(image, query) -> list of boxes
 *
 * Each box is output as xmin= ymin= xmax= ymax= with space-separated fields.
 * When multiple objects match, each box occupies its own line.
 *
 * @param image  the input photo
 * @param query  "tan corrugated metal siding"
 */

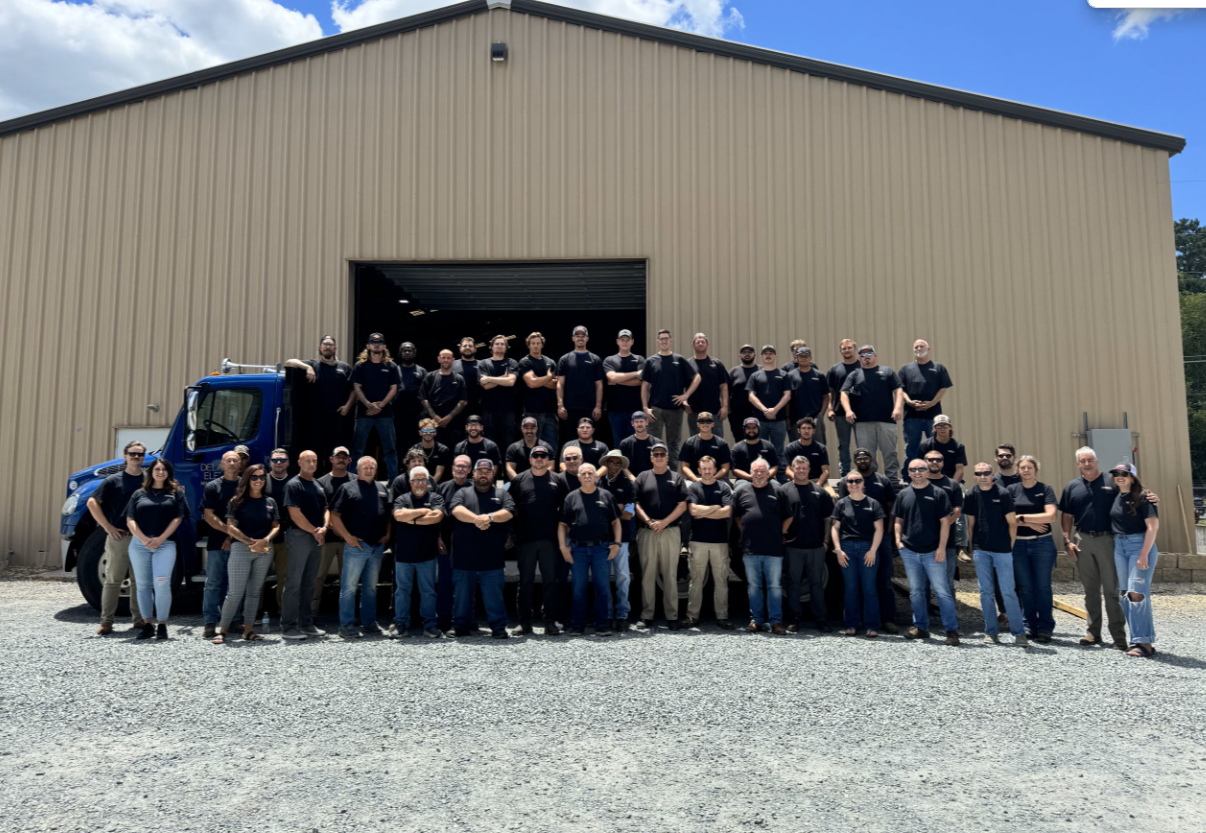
xmin=0 ymin=6 xmax=1190 ymax=564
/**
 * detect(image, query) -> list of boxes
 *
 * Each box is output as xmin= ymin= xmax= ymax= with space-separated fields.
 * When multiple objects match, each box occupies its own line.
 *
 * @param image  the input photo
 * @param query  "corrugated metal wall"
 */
xmin=0 ymin=7 xmax=1190 ymax=564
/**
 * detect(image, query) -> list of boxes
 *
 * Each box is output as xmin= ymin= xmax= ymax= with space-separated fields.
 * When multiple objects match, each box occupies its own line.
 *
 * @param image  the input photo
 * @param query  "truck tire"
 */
xmin=76 ymin=529 xmax=131 ymax=614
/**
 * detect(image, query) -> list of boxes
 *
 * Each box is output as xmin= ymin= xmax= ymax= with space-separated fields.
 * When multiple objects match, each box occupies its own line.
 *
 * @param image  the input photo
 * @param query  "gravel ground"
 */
xmin=2 ymin=579 xmax=1204 ymax=833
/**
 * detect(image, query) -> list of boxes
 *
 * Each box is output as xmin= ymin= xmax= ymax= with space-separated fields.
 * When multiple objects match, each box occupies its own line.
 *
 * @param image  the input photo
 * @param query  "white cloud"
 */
xmin=1112 ymin=9 xmax=1183 ymax=41
xmin=332 ymin=0 xmax=744 ymax=39
xmin=0 ymin=0 xmax=324 ymax=122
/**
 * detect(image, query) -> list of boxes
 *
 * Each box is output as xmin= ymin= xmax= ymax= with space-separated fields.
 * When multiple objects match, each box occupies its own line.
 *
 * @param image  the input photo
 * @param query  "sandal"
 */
xmin=865 ymin=630 xmax=878 ymax=638
xmin=1126 ymin=644 xmax=1155 ymax=658
xmin=211 ymin=633 xmax=225 ymax=644
xmin=243 ymin=631 xmax=264 ymax=642
xmin=842 ymin=628 xmax=856 ymax=636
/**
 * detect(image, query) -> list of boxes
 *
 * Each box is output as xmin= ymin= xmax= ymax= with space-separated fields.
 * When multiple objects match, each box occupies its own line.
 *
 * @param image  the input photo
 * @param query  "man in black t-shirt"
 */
xmin=393 ymin=341 xmax=428 ymax=451
xmin=641 ymin=329 xmax=700 ymax=469
xmin=899 ymin=339 xmax=953 ymax=464
xmin=518 ymin=332 xmax=560 ymax=449
xmin=477 ymin=335 xmax=520 ymax=450
xmin=598 ymin=450 xmax=637 ymax=629
xmin=435 ymin=456 xmax=473 ymax=631
xmin=603 ymin=330 xmax=645 ymax=447
xmin=840 ymin=344 xmax=904 ymax=483
xmin=620 ymin=412 xmax=657 ymax=479
xmin=964 ymin=463 xmax=1024 ymax=644
xmin=199 ymin=450 xmax=242 ymax=637
xmin=727 ymin=345 xmax=759 ymax=440
xmin=285 ymin=335 xmax=355 ymax=471
xmin=312 ymin=446 xmax=352 ymax=615
xmin=88 ymin=440 xmax=148 ymax=633
xmin=746 ymin=345 xmax=791 ymax=464
xmin=330 ymin=456 xmax=392 ymax=638
xmin=783 ymin=417 xmax=830 ymax=484
xmin=993 ymin=444 xmax=1022 ymax=488
xmin=556 ymin=325 xmax=605 ymax=446
xmin=684 ymin=456 xmax=734 ymax=628
xmin=686 ymin=333 xmax=729 ymax=440
xmin=782 ymin=456 xmax=835 ymax=632
xmin=420 ymin=349 xmax=469 ymax=448
xmin=826 ymin=339 xmax=861 ymax=477
xmin=785 ymin=345 xmax=830 ymax=447
xmin=559 ymin=463 xmax=622 ymax=635
xmin=561 ymin=417 xmax=609 ymax=470
xmin=510 ymin=445 xmax=569 ymax=635
xmin=731 ymin=418 xmax=780 ymax=482
xmin=895 ymin=458 xmax=957 ymax=643
xmin=449 ymin=460 xmax=516 ymax=638
xmin=451 ymin=336 xmax=481 ymax=444
xmin=407 ymin=418 xmax=452 ymax=483
xmin=282 ymin=450 xmax=331 ymax=639
xmin=506 ymin=416 xmax=557 ymax=480
xmin=924 ymin=449 xmax=965 ymax=601
xmin=634 ymin=443 xmax=688 ymax=629
xmin=454 ymin=415 xmax=502 ymax=477
xmin=733 ymin=459 xmax=791 ymax=633
xmin=918 ymin=414 xmax=966 ymax=483
xmin=350 ymin=334 xmax=401 ymax=482
xmin=389 ymin=465 xmax=445 ymax=638
xmin=679 ymin=412 xmax=732 ymax=482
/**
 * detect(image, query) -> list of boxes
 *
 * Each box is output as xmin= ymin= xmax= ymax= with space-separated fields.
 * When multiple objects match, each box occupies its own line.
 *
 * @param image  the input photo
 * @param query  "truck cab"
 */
xmin=62 ymin=360 xmax=300 ymax=611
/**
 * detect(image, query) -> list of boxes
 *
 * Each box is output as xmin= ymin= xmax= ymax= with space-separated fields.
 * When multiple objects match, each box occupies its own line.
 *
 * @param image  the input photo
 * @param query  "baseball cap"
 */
xmin=465 ymin=414 xmax=483 ymax=425
xmin=618 ymin=329 xmax=633 ymax=338
xmin=573 ymin=325 xmax=588 ymax=336
xmin=521 ymin=416 xmax=538 ymax=427
xmin=233 ymin=445 xmax=250 ymax=456
xmin=933 ymin=414 xmax=952 ymax=426
xmin=853 ymin=447 xmax=873 ymax=459
xmin=631 ymin=411 xmax=648 ymax=422
xmin=577 ymin=417 xmax=594 ymax=427
xmin=743 ymin=417 xmax=759 ymax=427
xmin=367 ymin=332 xmax=385 ymax=343
xmin=529 ymin=446 xmax=550 ymax=458
xmin=1111 ymin=463 xmax=1137 ymax=476
xmin=740 ymin=344 xmax=755 ymax=351
xmin=332 ymin=446 xmax=350 ymax=456
xmin=858 ymin=344 xmax=876 ymax=355
xmin=650 ymin=442 xmax=669 ymax=452
xmin=761 ymin=344 xmax=776 ymax=354
xmin=399 ymin=341 xmax=416 ymax=350
xmin=794 ymin=346 xmax=812 ymax=356
xmin=473 ymin=459 xmax=495 ymax=470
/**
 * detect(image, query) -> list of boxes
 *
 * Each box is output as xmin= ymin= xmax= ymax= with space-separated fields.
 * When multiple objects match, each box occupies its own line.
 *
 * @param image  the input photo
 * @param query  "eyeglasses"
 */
xmin=421 ymin=429 xmax=436 ymax=435
xmin=250 ymin=475 xmax=267 ymax=481
xmin=271 ymin=458 xmax=288 ymax=464
xmin=846 ymin=478 xmax=864 ymax=485
xmin=411 ymin=477 xmax=429 ymax=483
xmin=858 ymin=352 xmax=875 ymax=357
xmin=907 ymin=466 xmax=927 ymax=473
xmin=126 ymin=452 xmax=145 ymax=458
xmin=974 ymin=471 xmax=993 ymax=478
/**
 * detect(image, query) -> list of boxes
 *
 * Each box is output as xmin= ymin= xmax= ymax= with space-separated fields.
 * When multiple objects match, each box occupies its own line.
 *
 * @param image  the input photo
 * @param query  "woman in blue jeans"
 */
xmin=1109 ymin=464 xmax=1159 ymax=657
xmin=1007 ymin=456 xmax=1059 ymax=643
xmin=829 ymin=471 xmax=885 ymax=637
xmin=125 ymin=459 xmax=187 ymax=640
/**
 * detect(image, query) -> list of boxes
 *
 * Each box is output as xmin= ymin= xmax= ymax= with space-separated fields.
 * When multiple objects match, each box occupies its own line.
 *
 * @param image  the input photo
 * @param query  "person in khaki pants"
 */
xmin=684 ymin=456 xmax=733 ymax=629
xmin=634 ymin=442 xmax=688 ymax=630
xmin=88 ymin=441 xmax=148 ymax=634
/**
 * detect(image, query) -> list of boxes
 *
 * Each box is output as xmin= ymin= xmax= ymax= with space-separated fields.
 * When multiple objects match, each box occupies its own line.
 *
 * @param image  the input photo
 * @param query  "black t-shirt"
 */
xmin=598 ymin=474 xmax=637 ymax=543
xmin=561 ymin=439 xmax=609 ymax=468
xmin=839 ymin=471 xmax=896 ymax=514
xmin=747 ymin=368 xmax=790 ymax=421
xmin=451 ymin=359 xmax=480 ymax=411
xmin=831 ymin=495 xmax=884 ymax=543
xmin=95 ymin=470 xmax=146 ymax=531
xmin=1111 ymin=493 xmax=1158 ymax=536
xmin=283 ymin=476 xmax=327 ymax=530
xmin=388 ymin=473 xmax=412 ymax=503
xmin=995 ymin=472 xmax=1023 ymax=488
xmin=332 ymin=479 xmax=390 ymax=542
xmin=393 ymin=491 xmax=445 ymax=563
xmin=510 ymin=469 xmax=568 ymax=543
xmin=783 ymin=440 xmax=829 ymax=477
xmin=686 ymin=480 xmax=733 ymax=544
xmin=728 ymin=365 xmax=759 ymax=421
xmin=733 ymin=482 xmax=789 ymax=557
xmin=686 ymin=356 xmax=727 ymax=413
xmin=679 ymin=434 xmax=732 ymax=473
xmin=783 ymin=481 xmax=835 ymax=548
xmin=437 ymin=478 xmax=472 ymax=542
xmin=635 ymin=470 xmax=688 ymax=527
xmin=731 ymin=439 xmax=780 ymax=475
xmin=517 ymin=355 xmax=558 ymax=413
xmin=841 ymin=365 xmax=902 ymax=423
xmin=556 ymin=352 xmax=604 ymax=411
xmin=305 ymin=359 xmax=353 ymax=418
xmin=640 ymin=353 xmax=696 ymax=411
xmin=895 ymin=484 xmax=953 ymax=553
xmin=561 ymin=488 xmax=620 ymax=542
xmin=479 ymin=358 xmax=520 ymax=413
xmin=928 ymin=476 xmax=965 ymax=518
xmin=200 ymin=477 xmax=240 ymax=549
xmin=408 ymin=442 xmax=452 ymax=475
xmin=350 ymin=360 xmax=402 ymax=418
xmin=126 ymin=487 xmax=187 ymax=539
xmin=602 ymin=353 xmax=645 ymax=414
xmin=450 ymin=485 xmax=515 ymax=570
xmin=396 ymin=363 xmax=427 ymax=399
xmin=563 ymin=472 xmax=581 ymax=492
xmin=1007 ymin=481 xmax=1057 ymax=539
xmin=963 ymin=485 xmax=1016 ymax=553
xmin=228 ymin=495 xmax=279 ymax=540
xmin=788 ymin=367 xmax=828 ymax=419
xmin=419 ymin=371 xmax=468 ymax=417
xmin=620 ymin=434 xmax=656 ymax=477
xmin=899 ymin=361 xmax=953 ymax=420
xmin=919 ymin=437 xmax=967 ymax=478
xmin=827 ymin=361 xmax=861 ymax=416
xmin=1058 ymin=475 xmax=1119 ymax=533
xmin=454 ymin=438 xmax=502 ymax=471
xmin=317 ymin=472 xmax=352 ymax=506
xmin=505 ymin=439 xmax=556 ymax=476
xmin=264 ymin=474 xmax=292 ymax=531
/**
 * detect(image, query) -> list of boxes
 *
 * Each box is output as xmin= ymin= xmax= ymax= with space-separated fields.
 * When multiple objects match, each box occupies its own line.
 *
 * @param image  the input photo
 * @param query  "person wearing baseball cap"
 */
xmin=619 ymin=411 xmax=657 ymax=478
xmin=453 ymin=414 xmax=502 ymax=477
xmin=509 ymin=442 xmax=569 ymax=635
xmin=918 ymin=415 xmax=966 ymax=483
xmin=312 ymin=446 xmax=354 ymax=615
xmin=350 ymin=334 xmax=402 ymax=482
xmin=785 ymin=344 xmax=829 ymax=449
xmin=603 ymin=329 xmax=646 ymax=446
xmin=839 ymin=344 xmax=904 ymax=483
xmin=633 ymin=441 xmax=689 ymax=630
xmin=505 ymin=416 xmax=556 ymax=480
xmin=727 ymin=344 xmax=759 ymax=439
xmin=746 ymin=345 xmax=790 ymax=473
xmin=1107 ymin=462 xmax=1159 ymax=657
xmin=556 ymin=326 xmax=604 ymax=447
xmin=233 ymin=445 xmax=251 ymax=474
xmin=448 ymin=457 xmax=516 ymax=638
xmin=731 ymin=417 xmax=780 ymax=483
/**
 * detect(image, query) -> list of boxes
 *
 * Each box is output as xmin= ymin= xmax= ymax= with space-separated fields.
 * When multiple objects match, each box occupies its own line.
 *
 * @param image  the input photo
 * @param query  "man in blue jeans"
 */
xmin=898 ymin=339 xmax=952 ymax=464
xmin=598 ymin=450 xmax=636 ymax=630
xmin=350 ymin=333 xmax=401 ymax=482
xmin=389 ymin=465 xmax=444 ymax=638
xmin=200 ymin=450 xmax=241 ymax=639
xmin=449 ymin=459 xmax=516 ymax=638
xmin=895 ymin=457 xmax=959 ymax=645
xmin=329 ymin=457 xmax=391 ymax=639
xmin=746 ymin=346 xmax=791 ymax=469
xmin=559 ymin=463 xmax=622 ymax=636
xmin=733 ymin=459 xmax=791 ymax=634
xmin=964 ymin=463 xmax=1027 ymax=646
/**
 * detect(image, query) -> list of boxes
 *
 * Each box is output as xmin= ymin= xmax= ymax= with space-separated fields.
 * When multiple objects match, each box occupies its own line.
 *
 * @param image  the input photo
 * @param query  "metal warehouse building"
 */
xmin=0 ymin=0 xmax=1194 ymax=565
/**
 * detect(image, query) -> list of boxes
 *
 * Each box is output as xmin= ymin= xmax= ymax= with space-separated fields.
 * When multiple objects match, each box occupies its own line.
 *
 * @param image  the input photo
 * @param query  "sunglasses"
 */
xmin=907 ymin=466 xmax=928 ymax=473
xmin=250 ymin=475 xmax=267 ymax=481
xmin=974 ymin=471 xmax=993 ymax=478
xmin=411 ymin=477 xmax=429 ymax=483
xmin=126 ymin=452 xmax=145 ymax=458
xmin=925 ymin=459 xmax=943 ymax=465
xmin=421 ymin=429 xmax=436 ymax=435
xmin=1112 ymin=471 xmax=1131 ymax=478
xmin=698 ymin=419 xmax=714 ymax=424
xmin=996 ymin=453 xmax=1014 ymax=458
xmin=531 ymin=452 xmax=549 ymax=458
xmin=846 ymin=478 xmax=864 ymax=485
xmin=271 ymin=459 xmax=288 ymax=464
xmin=651 ymin=452 xmax=668 ymax=457
xmin=858 ymin=352 xmax=875 ymax=357
xmin=564 ymin=456 xmax=581 ymax=461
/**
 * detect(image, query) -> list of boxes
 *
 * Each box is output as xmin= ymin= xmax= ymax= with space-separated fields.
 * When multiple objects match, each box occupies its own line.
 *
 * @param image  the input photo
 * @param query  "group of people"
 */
xmin=88 ymin=329 xmax=1162 ymax=657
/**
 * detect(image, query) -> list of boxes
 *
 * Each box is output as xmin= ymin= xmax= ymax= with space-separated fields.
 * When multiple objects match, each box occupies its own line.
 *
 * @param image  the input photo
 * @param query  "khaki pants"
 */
xmin=1075 ymin=532 xmax=1126 ymax=642
xmin=100 ymin=534 xmax=141 ymax=624
xmin=687 ymin=541 xmax=729 ymax=620
xmin=638 ymin=527 xmax=681 ymax=622
xmin=256 ymin=539 xmax=290 ymax=617
xmin=311 ymin=541 xmax=344 ymax=614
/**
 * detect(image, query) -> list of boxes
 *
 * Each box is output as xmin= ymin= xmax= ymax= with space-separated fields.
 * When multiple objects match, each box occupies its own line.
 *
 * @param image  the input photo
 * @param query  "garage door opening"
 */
xmin=352 ymin=260 xmax=647 ymax=447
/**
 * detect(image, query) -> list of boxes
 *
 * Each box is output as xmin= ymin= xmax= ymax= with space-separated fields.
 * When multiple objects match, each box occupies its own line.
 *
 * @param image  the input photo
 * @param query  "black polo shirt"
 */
xmin=963 ymin=484 xmax=1015 ymax=553
xmin=407 ymin=442 xmax=452 ymax=476
xmin=1058 ymin=474 xmax=1119 ymax=533
xmin=228 ymin=496 xmax=279 ymax=541
xmin=317 ymin=472 xmax=352 ymax=506
xmin=450 ymin=485 xmax=515 ymax=570
xmin=479 ymin=357 xmax=520 ymax=414
xmin=841 ymin=366 xmax=902 ymax=423
xmin=827 ymin=361 xmax=860 ymax=416
xmin=199 ymin=476 xmax=239 ymax=549
xmin=556 ymin=351 xmax=604 ymax=411
xmin=350 ymin=360 xmax=401 ymax=418
xmin=561 ymin=439 xmax=609 ymax=469
xmin=1110 ymin=493 xmax=1157 ymax=536
xmin=788 ymin=366 xmax=828 ymax=419
xmin=506 ymin=439 xmax=556 ymax=476
xmin=1008 ymin=481 xmax=1057 ymax=539
xmin=517 ymin=354 xmax=557 ymax=413
xmin=620 ymin=434 xmax=656 ymax=476
xmin=686 ymin=480 xmax=733 ymax=544
xmin=510 ymin=469 xmax=568 ymax=543
xmin=747 ymin=368 xmax=790 ymax=421
xmin=831 ymin=495 xmax=884 ymax=543
xmin=731 ymin=439 xmax=779 ymax=475
xmin=783 ymin=440 xmax=829 ymax=478
xmin=392 ymin=490 xmax=444 ymax=563
xmin=126 ymin=487 xmax=187 ymax=539
xmin=419 ymin=371 xmax=467 ymax=417
xmin=679 ymin=434 xmax=732 ymax=473
xmin=919 ymin=436 xmax=967 ymax=478
xmin=635 ymin=469 xmax=687 ymax=527
xmin=603 ymin=353 xmax=646 ymax=414
xmin=898 ymin=360 xmax=953 ymax=420
xmin=686 ymin=356 xmax=728 ymax=414
xmin=283 ymin=476 xmax=327 ymax=531
xmin=561 ymin=488 xmax=620 ymax=543
xmin=454 ymin=438 xmax=502 ymax=471
xmin=331 ymin=479 xmax=390 ymax=543
xmin=783 ymin=481 xmax=835 ymax=548
xmin=598 ymin=474 xmax=637 ymax=543
xmin=895 ymin=484 xmax=953 ymax=553
xmin=733 ymin=482 xmax=789 ymax=557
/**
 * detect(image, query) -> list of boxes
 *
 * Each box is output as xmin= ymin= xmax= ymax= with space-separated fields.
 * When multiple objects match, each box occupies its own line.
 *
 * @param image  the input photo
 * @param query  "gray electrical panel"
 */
xmin=1086 ymin=428 xmax=1136 ymax=476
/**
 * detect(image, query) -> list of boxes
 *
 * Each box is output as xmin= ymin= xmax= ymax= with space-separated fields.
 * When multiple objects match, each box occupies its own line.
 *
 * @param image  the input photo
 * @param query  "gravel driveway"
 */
xmin=2 ymin=579 xmax=1204 ymax=833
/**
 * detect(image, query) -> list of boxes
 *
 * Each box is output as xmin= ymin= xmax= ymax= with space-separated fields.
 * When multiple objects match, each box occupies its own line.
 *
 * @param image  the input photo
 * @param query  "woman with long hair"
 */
xmin=1007 ymin=455 xmax=1059 ymax=643
xmin=125 ymin=458 xmax=187 ymax=640
xmin=1109 ymin=464 xmax=1160 ymax=657
xmin=213 ymin=465 xmax=281 ymax=643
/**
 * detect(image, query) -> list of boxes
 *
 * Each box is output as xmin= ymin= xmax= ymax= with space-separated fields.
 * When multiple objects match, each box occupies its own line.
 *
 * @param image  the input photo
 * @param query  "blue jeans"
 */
xmin=1114 ymin=533 xmax=1158 ymax=644
xmin=352 ymin=416 xmax=398 ymax=482
xmin=758 ymin=420 xmax=787 ymax=468
xmin=394 ymin=559 xmax=438 ymax=630
xmin=129 ymin=539 xmax=176 ymax=622
xmin=339 ymin=543 xmax=384 ymax=628
xmin=901 ymin=547 xmax=958 ymax=632
xmin=1012 ymin=536 xmax=1057 ymax=635
xmin=839 ymin=539 xmax=880 ymax=630
xmin=571 ymin=544 xmax=612 ymax=629
xmin=437 ymin=551 xmax=454 ymax=629
xmin=607 ymin=543 xmax=632 ymax=621
xmin=453 ymin=568 xmax=508 ymax=631
xmin=609 ymin=412 xmax=635 ymax=447
xmin=973 ymin=550 xmax=1025 ymax=636
xmin=743 ymin=554 xmax=783 ymax=626
xmin=833 ymin=414 xmax=853 ymax=477
xmin=203 ymin=548 xmax=230 ymax=625
xmin=530 ymin=412 xmax=559 ymax=450
xmin=924 ymin=546 xmax=958 ymax=607
xmin=903 ymin=417 xmax=933 ymax=464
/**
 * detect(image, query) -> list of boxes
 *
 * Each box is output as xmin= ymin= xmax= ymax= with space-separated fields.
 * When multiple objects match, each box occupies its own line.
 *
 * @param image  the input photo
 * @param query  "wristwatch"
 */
xmin=488 ymin=512 xmax=494 ymax=522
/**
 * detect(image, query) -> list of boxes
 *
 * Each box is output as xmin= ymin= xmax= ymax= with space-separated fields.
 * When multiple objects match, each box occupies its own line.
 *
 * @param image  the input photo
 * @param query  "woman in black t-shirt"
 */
xmin=829 ymin=471 xmax=885 ymax=637
xmin=125 ymin=459 xmax=187 ymax=640
xmin=214 ymin=465 xmax=281 ymax=644
xmin=1006 ymin=455 xmax=1059 ymax=643
xmin=1109 ymin=465 xmax=1160 ymax=657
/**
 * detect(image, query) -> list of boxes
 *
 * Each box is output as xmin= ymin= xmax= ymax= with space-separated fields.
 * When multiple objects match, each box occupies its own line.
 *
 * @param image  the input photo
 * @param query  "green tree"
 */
xmin=1181 ymin=289 xmax=1206 ymax=481
xmin=1177 ymin=218 xmax=1206 ymax=293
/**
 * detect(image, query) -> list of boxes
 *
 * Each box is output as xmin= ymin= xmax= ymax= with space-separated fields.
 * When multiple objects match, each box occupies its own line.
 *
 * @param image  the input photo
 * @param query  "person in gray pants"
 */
xmin=782 ymin=456 xmax=834 ymax=632
xmin=839 ymin=345 xmax=904 ymax=483
xmin=212 ymin=464 xmax=280 ymax=643
xmin=280 ymin=450 xmax=330 ymax=639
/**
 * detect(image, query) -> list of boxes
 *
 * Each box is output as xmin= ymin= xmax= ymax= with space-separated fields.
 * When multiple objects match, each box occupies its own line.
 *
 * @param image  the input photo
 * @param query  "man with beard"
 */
xmin=506 ymin=416 xmax=556 ymax=480
xmin=560 ymin=417 xmax=610 ymax=470
xmin=454 ymin=415 xmax=502 ymax=477
xmin=556 ymin=325 xmax=605 ymax=446
xmin=407 ymin=418 xmax=452 ymax=483
xmin=785 ymin=345 xmax=829 ymax=448
xmin=679 ymin=412 xmax=732 ymax=482
xmin=782 ymin=456 xmax=834 ymax=633
xmin=899 ymin=339 xmax=952 ymax=464
xmin=91 ymin=441 xmax=148 ymax=635
xmin=619 ymin=412 xmax=657 ymax=479
xmin=436 ymin=455 xmax=473 ymax=631
xmin=634 ymin=442 xmax=688 ymax=630
xmin=597 ymin=450 xmax=637 ymax=630
xmin=389 ymin=465 xmax=445 ymax=639
xmin=449 ymin=459 xmax=516 ymax=638
xmin=393 ymin=341 xmax=428 ymax=451
xmin=518 ymin=332 xmax=560 ymax=449
xmin=826 ymin=339 xmax=861 ymax=477
xmin=839 ymin=448 xmax=899 ymax=633
xmin=603 ymin=329 xmax=645 ymax=446
xmin=450 ymin=336 xmax=481 ymax=445
xmin=510 ymin=445 xmax=569 ymax=635
xmin=733 ymin=459 xmax=791 ymax=634
xmin=312 ymin=447 xmax=353 ymax=615
xmin=840 ymin=344 xmax=904 ymax=484
xmin=285 ymin=335 xmax=354 ymax=470
xmin=731 ymin=418 xmax=780 ymax=483
xmin=727 ymin=344 xmax=759 ymax=440
xmin=993 ymin=444 xmax=1022 ymax=488
xmin=477 ymin=335 xmax=520 ymax=450
xmin=783 ymin=417 xmax=830 ymax=485
xmin=746 ymin=345 xmax=791 ymax=465
xmin=350 ymin=333 xmax=401 ymax=482
xmin=420 ymin=348 xmax=469 ymax=448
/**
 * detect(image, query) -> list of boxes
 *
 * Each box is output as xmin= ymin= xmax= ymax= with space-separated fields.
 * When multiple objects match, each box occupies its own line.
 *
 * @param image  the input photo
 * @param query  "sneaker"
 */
xmin=135 ymin=623 xmax=155 ymax=640
xmin=361 ymin=623 xmax=383 ymax=636
xmin=1014 ymin=634 xmax=1030 ymax=647
xmin=596 ymin=628 xmax=613 ymax=637
xmin=634 ymin=619 xmax=652 ymax=631
xmin=543 ymin=623 xmax=562 ymax=636
xmin=203 ymin=623 xmax=217 ymax=639
xmin=453 ymin=628 xmax=474 ymax=637
xmin=491 ymin=629 xmax=510 ymax=639
xmin=786 ymin=623 xmax=799 ymax=634
xmin=570 ymin=627 xmax=586 ymax=635
xmin=156 ymin=624 xmax=168 ymax=640
xmin=945 ymin=630 xmax=960 ymax=646
xmin=770 ymin=623 xmax=787 ymax=635
xmin=983 ymin=633 xmax=1000 ymax=645
xmin=282 ymin=628 xmax=308 ymax=640
xmin=300 ymin=625 xmax=326 ymax=637
xmin=511 ymin=624 xmax=535 ymax=636
xmin=1079 ymin=633 xmax=1100 ymax=646
xmin=744 ymin=621 xmax=762 ymax=633
xmin=905 ymin=627 xmax=931 ymax=640
xmin=613 ymin=619 xmax=631 ymax=632
xmin=338 ymin=627 xmax=362 ymax=639
xmin=386 ymin=624 xmax=401 ymax=639
xmin=395 ymin=627 xmax=413 ymax=639
xmin=715 ymin=619 xmax=735 ymax=630
xmin=423 ymin=628 xmax=442 ymax=638
xmin=667 ymin=620 xmax=681 ymax=631
xmin=881 ymin=622 xmax=900 ymax=635
xmin=1036 ymin=632 xmax=1052 ymax=644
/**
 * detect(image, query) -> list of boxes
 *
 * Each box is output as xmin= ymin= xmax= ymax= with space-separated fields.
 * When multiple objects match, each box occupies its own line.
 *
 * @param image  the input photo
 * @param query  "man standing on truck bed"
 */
xmin=350 ymin=334 xmax=401 ymax=482
xmin=284 ymin=335 xmax=355 ymax=473
xmin=89 ymin=440 xmax=147 ymax=635
xmin=420 ymin=349 xmax=470 ymax=451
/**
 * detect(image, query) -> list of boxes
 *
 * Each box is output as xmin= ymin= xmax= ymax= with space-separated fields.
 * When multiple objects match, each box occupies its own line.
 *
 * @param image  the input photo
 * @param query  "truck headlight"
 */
xmin=69 ymin=480 xmax=79 ymax=491
xmin=62 ymin=493 xmax=80 ymax=516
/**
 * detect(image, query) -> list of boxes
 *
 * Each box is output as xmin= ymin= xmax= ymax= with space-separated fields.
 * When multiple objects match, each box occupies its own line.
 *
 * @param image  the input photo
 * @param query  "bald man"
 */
xmin=280 ymin=450 xmax=330 ymax=639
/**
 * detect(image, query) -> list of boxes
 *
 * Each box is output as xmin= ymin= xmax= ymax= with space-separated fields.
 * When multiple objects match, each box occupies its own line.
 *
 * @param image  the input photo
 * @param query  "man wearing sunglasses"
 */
xmin=993 ymin=445 xmax=1021 ymax=488
xmin=350 ymin=333 xmax=402 ymax=482
xmin=506 ymin=416 xmax=556 ymax=480
xmin=840 ymin=345 xmax=904 ymax=483
xmin=727 ymin=344 xmax=759 ymax=441
xmin=90 ymin=441 xmax=148 ymax=635
xmin=261 ymin=449 xmax=294 ymax=617
xmin=964 ymin=463 xmax=1026 ymax=645
xmin=896 ymin=458 xmax=959 ymax=645
xmin=510 ymin=444 xmax=569 ymax=635
xmin=407 ymin=418 xmax=451 ymax=483
xmin=200 ymin=450 xmax=243 ymax=639
xmin=924 ymin=449 xmax=964 ymax=603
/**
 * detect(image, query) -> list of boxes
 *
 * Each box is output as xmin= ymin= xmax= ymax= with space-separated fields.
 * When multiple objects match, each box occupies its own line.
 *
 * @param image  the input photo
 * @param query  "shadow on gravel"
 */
xmin=53 ymin=604 xmax=99 ymax=624
xmin=1149 ymin=652 xmax=1206 ymax=670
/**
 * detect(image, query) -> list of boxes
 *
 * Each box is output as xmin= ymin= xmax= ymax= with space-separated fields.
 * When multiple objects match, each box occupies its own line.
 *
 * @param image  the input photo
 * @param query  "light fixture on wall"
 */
xmin=491 ymin=42 xmax=507 ymax=63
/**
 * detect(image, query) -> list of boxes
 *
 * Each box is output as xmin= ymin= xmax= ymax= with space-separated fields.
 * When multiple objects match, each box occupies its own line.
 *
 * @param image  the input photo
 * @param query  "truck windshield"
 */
xmin=186 ymin=387 xmax=264 ymax=451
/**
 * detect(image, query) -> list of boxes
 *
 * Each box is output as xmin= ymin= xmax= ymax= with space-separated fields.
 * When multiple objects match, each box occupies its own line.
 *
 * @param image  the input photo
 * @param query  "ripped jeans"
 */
xmin=1113 ymin=533 xmax=1157 ymax=644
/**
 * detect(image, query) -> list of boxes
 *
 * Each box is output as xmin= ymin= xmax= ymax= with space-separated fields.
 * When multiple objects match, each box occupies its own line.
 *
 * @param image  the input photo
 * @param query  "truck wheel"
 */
xmin=76 ymin=530 xmax=132 ymax=615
